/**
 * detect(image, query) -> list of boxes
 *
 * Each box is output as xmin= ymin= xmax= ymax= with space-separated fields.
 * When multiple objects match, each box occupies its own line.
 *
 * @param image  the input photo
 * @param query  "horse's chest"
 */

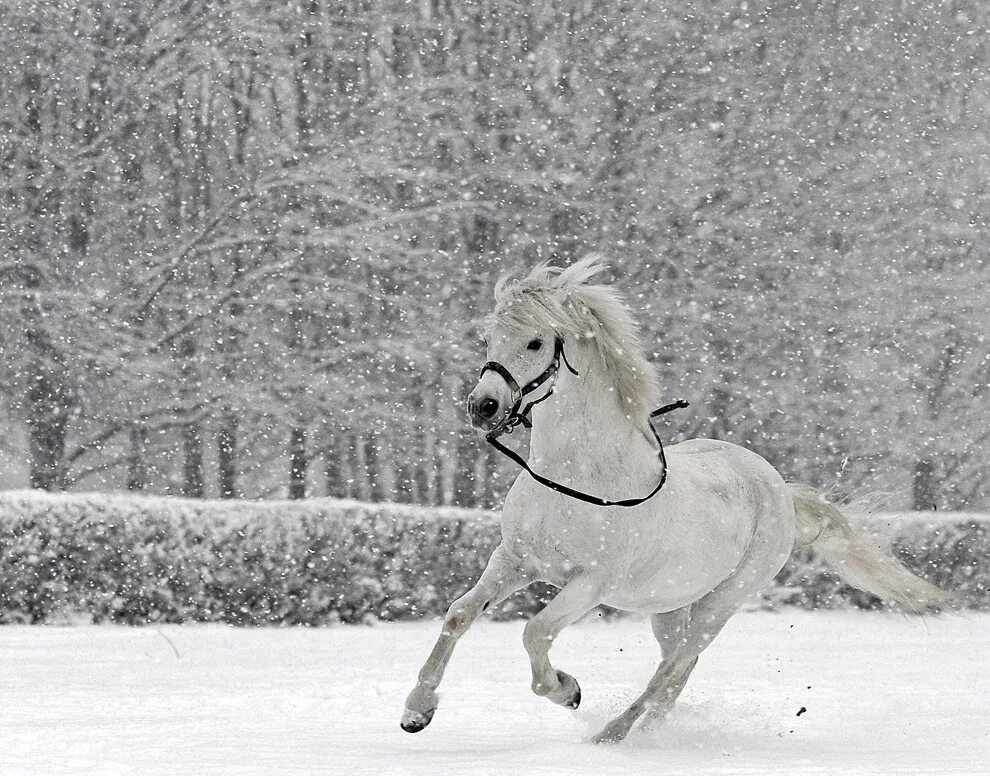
xmin=500 ymin=497 xmax=641 ymax=585
xmin=501 ymin=513 xmax=572 ymax=584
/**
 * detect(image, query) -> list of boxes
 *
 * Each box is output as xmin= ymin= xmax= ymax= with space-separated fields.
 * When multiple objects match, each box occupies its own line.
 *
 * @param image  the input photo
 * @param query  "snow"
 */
xmin=0 ymin=488 xmax=491 ymax=528
xmin=3 ymin=612 xmax=989 ymax=775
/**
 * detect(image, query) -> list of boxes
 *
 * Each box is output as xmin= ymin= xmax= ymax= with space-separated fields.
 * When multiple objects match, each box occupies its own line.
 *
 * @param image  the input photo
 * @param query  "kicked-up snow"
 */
xmin=2 ymin=611 xmax=988 ymax=775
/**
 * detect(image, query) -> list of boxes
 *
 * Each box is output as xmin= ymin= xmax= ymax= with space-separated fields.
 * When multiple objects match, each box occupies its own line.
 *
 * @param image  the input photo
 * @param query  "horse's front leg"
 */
xmin=522 ymin=574 xmax=600 ymax=709
xmin=401 ymin=544 xmax=531 ymax=733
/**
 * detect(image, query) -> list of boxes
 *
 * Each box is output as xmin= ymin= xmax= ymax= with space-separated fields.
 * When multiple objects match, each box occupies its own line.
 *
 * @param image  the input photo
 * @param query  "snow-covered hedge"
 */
xmin=0 ymin=491 xmax=552 ymax=625
xmin=0 ymin=491 xmax=985 ymax=625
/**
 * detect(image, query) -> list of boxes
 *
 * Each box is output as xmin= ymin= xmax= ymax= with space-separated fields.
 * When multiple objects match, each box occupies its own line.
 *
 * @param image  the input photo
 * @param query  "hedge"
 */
xmin=0 ymin=491 xmax=986 ymax=625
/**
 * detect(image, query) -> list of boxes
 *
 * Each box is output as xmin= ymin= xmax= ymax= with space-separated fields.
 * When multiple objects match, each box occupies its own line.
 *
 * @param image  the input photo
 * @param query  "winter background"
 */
xmin=0 ymin=1 xmax=988 ymax=774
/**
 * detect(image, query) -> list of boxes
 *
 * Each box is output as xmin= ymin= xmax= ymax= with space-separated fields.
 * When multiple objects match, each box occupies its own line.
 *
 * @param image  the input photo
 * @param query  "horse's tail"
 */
xmin=791 ymin=484 xmax=957 ymax=614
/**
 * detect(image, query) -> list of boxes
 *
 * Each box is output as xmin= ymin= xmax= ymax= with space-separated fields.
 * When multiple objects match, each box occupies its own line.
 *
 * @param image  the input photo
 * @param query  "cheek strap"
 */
xmin=480 ymin=337 xmax=576 ymax=434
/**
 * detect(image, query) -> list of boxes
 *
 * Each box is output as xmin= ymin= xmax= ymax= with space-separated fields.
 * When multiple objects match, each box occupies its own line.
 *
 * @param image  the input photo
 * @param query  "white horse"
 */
xmin=401 ymin=256 xmax=952 ymax=743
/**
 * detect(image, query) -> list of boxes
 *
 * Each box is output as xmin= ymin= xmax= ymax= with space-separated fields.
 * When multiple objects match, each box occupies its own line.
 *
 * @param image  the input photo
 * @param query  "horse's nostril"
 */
xmin=479 ymin=398 xmax=500 ymax=420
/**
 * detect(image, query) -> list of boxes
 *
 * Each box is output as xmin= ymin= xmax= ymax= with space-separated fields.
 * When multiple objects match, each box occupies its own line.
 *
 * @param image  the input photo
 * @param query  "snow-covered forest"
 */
xmin=0 ymin=0 xmax=986 ymax=509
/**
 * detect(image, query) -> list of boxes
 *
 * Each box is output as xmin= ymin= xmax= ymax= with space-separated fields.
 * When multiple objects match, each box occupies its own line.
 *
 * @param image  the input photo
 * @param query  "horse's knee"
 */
xmin=442 ymin=609 xmax=467 ymax=636
xmin=443 ymin=599 xmax=481 ymax=636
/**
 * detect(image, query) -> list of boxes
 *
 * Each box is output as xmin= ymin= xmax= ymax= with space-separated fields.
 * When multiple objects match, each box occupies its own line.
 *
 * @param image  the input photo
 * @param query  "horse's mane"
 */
xmin=486 ymin=255 xmax=661 ymax=420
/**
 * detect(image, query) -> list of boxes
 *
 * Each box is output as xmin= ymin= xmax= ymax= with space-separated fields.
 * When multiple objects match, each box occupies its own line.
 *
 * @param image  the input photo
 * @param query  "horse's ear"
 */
xmin=493 ymin=273 xmax=512 ymax=302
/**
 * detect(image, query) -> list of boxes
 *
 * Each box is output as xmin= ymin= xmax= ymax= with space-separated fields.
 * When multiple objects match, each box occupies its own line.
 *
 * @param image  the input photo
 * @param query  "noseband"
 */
xmin=479 ymin=336 xmax=578 ymax=437
xmin=479 ymin=336 xmax=689 ymax=508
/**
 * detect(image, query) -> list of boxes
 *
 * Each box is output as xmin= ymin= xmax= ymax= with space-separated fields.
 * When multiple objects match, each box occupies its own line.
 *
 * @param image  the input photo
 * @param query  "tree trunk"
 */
xmin=365 ymin=433 xmax=383 ymax=501
xmin=353 ymin=432 xmax=371 ymax=501
xmin=19 ymin=268 xmax=72 ymax=492
xmin=324 ymin=442 xmax=343 ymax=498
xmin=217 ymin=414 xmax=238 ymax=499
xmin=912 ymin=458 xmax=937 ymax=511
xmin=416 ymin=390 xmax=439 ymax=505
xmin=289 ymin=425 xmax=308 ymax=499
xmin=182 ymin=421 xmax=204 ymax=498
xmin=378 ymin=439 xmax=396 ymax=501
xmin=126 ymin=425 xmax=149 ymax=491
xmin=452 ymin=432 xmax=476 ymax=506
xmin=179 ymin=332 xmax=204 ymax=497
xmin=26 ymin=366 xmax=70 ymax=491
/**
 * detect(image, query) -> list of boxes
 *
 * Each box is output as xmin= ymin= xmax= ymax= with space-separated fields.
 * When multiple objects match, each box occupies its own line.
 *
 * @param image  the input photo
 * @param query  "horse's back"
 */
xmin=667 ymin=437 xmax=765 ymax=460
xmin=668 ymin=436 xmax=781 ymax=476
xmin=664 ymin=437 xmax=793 ymax=517
xmin=666 ymin=438 xmax=729 ymax=455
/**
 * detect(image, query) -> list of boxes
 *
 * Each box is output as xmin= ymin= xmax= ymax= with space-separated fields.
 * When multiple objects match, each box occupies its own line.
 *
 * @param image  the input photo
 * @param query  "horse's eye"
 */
xmin=527 ymin=338 xmax=543 ymax=351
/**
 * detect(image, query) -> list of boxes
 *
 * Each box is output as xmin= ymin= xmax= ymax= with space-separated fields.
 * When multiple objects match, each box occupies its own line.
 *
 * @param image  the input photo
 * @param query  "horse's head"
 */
xmin=467 ymin=255 xmax=660 ymax=436
xmin=467 ymin=325 xmax=574 ymax=434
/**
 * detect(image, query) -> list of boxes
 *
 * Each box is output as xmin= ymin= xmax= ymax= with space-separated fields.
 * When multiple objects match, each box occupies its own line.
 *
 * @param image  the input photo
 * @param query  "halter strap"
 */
xmin=479 ymin=336 xmax=689 ymax=507
xmin=480 ymin=337 xmax=577 ymax=434
xmin=486 ymin=400 xmax=689 ymax=508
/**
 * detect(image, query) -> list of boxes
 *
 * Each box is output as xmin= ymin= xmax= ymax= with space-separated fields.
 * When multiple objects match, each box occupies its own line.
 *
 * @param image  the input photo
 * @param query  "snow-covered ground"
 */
xmin=2 ymin=612 xmax=989 ymax=775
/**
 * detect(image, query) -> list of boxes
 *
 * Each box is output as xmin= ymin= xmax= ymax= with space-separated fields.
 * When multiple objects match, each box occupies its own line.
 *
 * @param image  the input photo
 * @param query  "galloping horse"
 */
xmin=401 ymin=256 xmax=952 ymax=743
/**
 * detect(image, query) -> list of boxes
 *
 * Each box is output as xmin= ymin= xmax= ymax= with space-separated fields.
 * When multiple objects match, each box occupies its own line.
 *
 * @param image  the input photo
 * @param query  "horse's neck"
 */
xmin=529 ymin=364 xmax=659 ymax=492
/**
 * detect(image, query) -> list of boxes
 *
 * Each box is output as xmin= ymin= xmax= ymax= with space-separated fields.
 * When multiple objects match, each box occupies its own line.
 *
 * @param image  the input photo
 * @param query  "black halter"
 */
xmin=480 ymin=336 xmax=578 ymax=437
xmin=480 ymin=337 xmax=689 ymax=508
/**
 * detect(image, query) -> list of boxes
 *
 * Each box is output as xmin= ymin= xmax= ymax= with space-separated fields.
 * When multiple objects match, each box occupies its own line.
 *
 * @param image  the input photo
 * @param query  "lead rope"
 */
xmin=486 ymin=399 xmax=689 ymax=508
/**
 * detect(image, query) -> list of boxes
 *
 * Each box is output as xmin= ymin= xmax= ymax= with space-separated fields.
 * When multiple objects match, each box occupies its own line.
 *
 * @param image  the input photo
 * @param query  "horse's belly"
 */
xmin=600 ymin=523 xmax=754 ymax=613
xmin=602 ymin=556 xmax=744 ymax=613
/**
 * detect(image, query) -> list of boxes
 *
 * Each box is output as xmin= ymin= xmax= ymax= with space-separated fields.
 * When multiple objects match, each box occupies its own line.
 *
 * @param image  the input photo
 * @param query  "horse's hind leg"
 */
xmin=592 ymin=491 xmax=795 ymax=744
xmin=642 ymin=607 xmax=696 ymax=720
xmin=401 ymin=544 xmax=531 ymax=733
xmin=592 ymin=594 xmax=737 ymax=743
xmin=522 ymin=575 xmax=600 ymax=709
xmin=594 ymin=527 xmax=792 ymax=743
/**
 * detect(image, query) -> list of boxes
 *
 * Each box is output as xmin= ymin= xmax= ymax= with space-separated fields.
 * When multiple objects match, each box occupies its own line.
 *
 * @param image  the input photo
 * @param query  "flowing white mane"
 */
xmin=486 ymin=255 xmax=662 ymax=419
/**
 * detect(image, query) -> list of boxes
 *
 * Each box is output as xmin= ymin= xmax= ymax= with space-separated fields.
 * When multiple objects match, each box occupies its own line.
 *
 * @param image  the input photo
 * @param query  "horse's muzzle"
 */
xmin=467 ymin=392 xmax=502 ymax=431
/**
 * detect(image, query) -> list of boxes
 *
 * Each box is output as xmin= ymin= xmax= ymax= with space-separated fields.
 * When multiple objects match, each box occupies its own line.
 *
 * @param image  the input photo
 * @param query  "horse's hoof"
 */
xmin=400 ymin=706 xmax=436 ymax=733
xmin=555 ymin=670 xmax=581 ymax=710
xmin=591 ymin=725 xmax=627 ymax=745
xmin=591 ymin=719 xmax=629 ymax=744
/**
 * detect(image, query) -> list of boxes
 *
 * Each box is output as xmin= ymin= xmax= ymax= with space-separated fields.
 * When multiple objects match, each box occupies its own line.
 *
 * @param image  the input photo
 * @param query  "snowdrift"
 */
xmin=0 ymin=491 xmax=984 ymax=625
